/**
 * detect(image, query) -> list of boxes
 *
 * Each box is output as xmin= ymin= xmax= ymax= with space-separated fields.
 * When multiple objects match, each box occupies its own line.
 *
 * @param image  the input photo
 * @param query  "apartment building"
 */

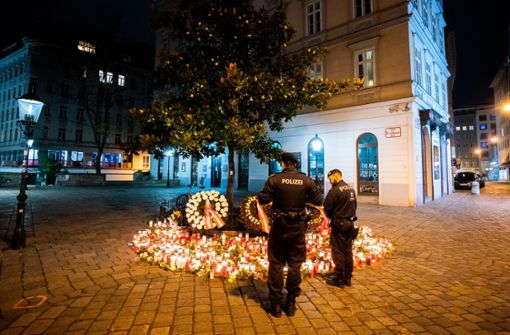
xmin=0 ymin=37 xmax=153 ymax=181
xmin=453 ymin=106 xmax=498 ymax=179
xmin=152 ymin=0 xmax=452 ymax=206
xmin=490 ymin=63 xmax=510 ymax=181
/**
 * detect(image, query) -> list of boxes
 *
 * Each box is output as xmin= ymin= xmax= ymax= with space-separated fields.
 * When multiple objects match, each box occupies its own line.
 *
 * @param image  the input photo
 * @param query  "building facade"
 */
xmin=490 ymin=63 xmax=510 ymax=181
xmin=453 ymin=106 xmax=498 ymax=179
xmin=152 ymin=0 xmax=453 ymax=206
xmin=0 ymin=37 xmax=153 ymax=181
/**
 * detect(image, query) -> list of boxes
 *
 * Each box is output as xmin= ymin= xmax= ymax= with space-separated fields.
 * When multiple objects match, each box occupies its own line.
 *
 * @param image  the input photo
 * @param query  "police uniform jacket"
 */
xmin=323 ymin=180 xmax=357 ymax=220
xmin=258 ymin=167 xmax=323 ymax=211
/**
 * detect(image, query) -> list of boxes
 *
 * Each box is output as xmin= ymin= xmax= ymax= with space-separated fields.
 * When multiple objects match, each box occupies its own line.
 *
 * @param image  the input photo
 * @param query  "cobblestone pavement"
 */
xmin=0 ymin=183 xmax=509 ymax=335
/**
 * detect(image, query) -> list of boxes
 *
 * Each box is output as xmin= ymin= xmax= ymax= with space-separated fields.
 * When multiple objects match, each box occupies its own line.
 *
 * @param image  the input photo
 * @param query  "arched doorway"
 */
xmin=422 ymin=128 xmax=433 ymax=201
xmin=357 ymin=133 xmax=379 ymax=196
xmin=268 ymin=141 xmax=282 ymax=175
xmin=308 ymin=135 xmax=324 ymax=193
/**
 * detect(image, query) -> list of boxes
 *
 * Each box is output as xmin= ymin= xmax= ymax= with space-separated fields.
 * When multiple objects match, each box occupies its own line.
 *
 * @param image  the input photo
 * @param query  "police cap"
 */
xmin=327 ymin=169 xmax=342 ymax=177
xmin=279 ymin=152 xmax=299 ymax=165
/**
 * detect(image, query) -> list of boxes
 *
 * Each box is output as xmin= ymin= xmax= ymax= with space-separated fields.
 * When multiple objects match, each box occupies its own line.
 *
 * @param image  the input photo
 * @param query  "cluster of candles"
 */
xmin=130 ymin=219 xmax=393 ymax=280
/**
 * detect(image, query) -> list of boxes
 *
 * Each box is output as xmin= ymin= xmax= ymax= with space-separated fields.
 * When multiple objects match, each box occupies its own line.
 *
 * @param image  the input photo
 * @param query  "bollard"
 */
xmin=471 ymin=180 xmax=480 ymax=195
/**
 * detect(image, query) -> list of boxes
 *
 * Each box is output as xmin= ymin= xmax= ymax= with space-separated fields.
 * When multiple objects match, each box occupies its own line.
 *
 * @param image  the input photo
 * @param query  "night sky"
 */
xmin=1 ymin=0 xmax=509 ymax=108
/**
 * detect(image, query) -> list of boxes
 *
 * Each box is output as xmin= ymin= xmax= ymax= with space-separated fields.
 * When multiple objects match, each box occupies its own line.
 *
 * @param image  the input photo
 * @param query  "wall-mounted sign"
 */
xmin=385 ymin=127 xmax=401 ymax=138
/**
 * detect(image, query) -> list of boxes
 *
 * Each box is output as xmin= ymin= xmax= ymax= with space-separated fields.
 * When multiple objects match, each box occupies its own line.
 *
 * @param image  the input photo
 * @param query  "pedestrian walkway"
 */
xmin=0 ymin=184 xmax=509 ymax=334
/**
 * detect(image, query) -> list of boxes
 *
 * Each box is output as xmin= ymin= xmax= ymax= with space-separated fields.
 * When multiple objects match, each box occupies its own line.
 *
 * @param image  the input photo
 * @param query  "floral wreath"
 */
xmin=185 ymin=190 xmax=229 ymax=230
xmin=240 ymin=196 xmax=272 ymax=231
xmin=240 ymin=196 xmax=326 ymax=233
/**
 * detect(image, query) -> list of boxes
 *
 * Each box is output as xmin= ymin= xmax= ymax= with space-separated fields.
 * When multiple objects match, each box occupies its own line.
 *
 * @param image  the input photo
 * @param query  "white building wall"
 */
xmin=249 ymin=98 xmax=417 ymax=206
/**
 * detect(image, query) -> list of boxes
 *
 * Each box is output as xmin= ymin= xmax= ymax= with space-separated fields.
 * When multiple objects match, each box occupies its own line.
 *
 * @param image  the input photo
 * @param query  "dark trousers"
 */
xmin=330 ymin=220 xmax=354 ymax=279
xmin=267 ymin=216 xmax=307 ymax=305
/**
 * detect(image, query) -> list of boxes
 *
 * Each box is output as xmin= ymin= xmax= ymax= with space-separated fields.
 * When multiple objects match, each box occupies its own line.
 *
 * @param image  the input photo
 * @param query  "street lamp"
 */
xmin=11 ymin=92 xmax=44 ymax=249
xmin=164 ymin=149 xmax=174 ymax=188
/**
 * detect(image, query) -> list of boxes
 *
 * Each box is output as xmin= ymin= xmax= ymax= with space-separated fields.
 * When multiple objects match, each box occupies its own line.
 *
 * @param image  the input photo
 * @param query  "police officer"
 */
xmin=258 ymin=152 xmax=322 ymax=317
xmin=323 ymin=169 xmax=357 ymax=287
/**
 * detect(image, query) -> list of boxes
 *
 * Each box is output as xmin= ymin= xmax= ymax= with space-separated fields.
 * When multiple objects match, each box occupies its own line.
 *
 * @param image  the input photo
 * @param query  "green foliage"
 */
xmin=133 ymin=0 xmax=361 ymax=204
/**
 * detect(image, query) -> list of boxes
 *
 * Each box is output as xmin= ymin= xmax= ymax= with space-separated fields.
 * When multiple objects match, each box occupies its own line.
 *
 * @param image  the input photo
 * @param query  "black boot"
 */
xmin=326 ymin=272 xmax=345 ymax=287
xmin=343 ymin=277 xmax=352 ymax=287
xmin=284 ymin=296 xmax=297 ymax=316
xmin=268 ymin=303 xmax=282 ymax=318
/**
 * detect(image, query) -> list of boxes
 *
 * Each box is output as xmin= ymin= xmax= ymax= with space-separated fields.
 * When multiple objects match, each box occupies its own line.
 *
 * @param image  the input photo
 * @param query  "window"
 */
xmin=480 ymin=133 xmax=488 ymax=140
xmin=355 ymin=49 xmax=375 ymax=87
xmin=48 ymin=150 xmax=68 ymax=167
xmin=469 ymin=125 xmax=474 ymax=130
xmin=490 ymin=114 xmax=497 ymax=121
xmin=77 ymin=108 xmax=84 ymax=121
xmin=77 ymin=41 xmax=96 ymax=54
xmin=455 ymin=126 xmax=460 ymax=131
xmin=59 ymin=106 xmax=67 ymax=119
xmin=480 ymin=142 xmax=488 ymax=149
xmin=58 ymin=128 xmax=66 ymax=142
xmin=116 ymin=114 xmax=122 ymax=126
xmin=61 ymin=84 xmax=70 ymax=98
xmin=143 ymin=155 xmax=150 ymax=169
xmin=71 ymin=151 xmax=84 ymax=167
xmin=306 ymin=1 xmax=321 ymax=35
xmin=308 ymin=136 xmax=324 ymax=193
xmin=357 ymin=133 xmax=378 ymax=194
xmin=479 ymin=124 xmax=487 ymax=131
xmin=75 ymin=130 xmax=83 ymax=143
xmin=425 ymin=62 xmax=432 ymax=95
xmin=421 ymin=0 xmax=428 ymax=27
xmin=118 ymin=74 xmax=125 ymax=86
xmin=99 ymin=70 xmax=105 ymax=83
xmin=309 ymin=61 xmax=323 ymax=78
xmin=127 ymin=136 xmax=133 ymax=144
xmin=268 ymin=142 xmax=282 ymax=175
xmin=355 ymin=0 xmax=372 ymax=17
xmin=115 ymin=134 xmax=121 ymax=144
xmin=479 ymin=115 xmax=487 ymax=121
xmin=106 ymin=72 xmax=114 ymax=84
xmin=43 ymin=127 xmax=48 ymax=140
xmin=433 ymin=71 xmax=439 ymax=101
xmin=414 ymin=47 xmax=422 ymax=86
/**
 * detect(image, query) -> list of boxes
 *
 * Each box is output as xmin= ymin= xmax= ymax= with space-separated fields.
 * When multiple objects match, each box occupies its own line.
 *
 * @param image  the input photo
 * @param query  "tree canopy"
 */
xmin=133 ymin=0 xmax=361 ymax=206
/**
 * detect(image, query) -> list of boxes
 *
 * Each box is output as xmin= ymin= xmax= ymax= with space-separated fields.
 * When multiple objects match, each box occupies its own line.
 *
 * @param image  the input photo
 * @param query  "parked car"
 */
xmin=454 ymin=171 xmax=485 ymax=189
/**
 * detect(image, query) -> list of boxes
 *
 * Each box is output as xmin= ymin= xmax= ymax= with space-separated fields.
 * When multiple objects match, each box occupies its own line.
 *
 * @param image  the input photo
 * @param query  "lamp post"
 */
xmin=164 ymin=149 xmax=174 ymax=188
xmin=11 ymin=92 xmax=44 ymax=249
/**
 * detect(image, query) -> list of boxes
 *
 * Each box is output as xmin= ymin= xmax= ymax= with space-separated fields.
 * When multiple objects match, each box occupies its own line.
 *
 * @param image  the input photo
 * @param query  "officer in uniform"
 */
xmin=323 ymin=169 xmax=358 ymax=287
xmin=258 ymin=152 xmax=323 ymax=317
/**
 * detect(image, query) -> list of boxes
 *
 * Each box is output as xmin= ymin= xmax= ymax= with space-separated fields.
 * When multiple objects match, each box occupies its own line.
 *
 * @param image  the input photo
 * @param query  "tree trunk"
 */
xmin=95 ymin=148 xmax=103 ymax=175
xmin=226 ymin=145 xmax=235 ymax=210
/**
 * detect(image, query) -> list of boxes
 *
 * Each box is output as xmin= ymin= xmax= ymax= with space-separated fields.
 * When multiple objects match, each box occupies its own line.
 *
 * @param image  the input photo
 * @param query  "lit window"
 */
xmin=355 ymin=49 xmax=375 ymax=87
xmin=306 ymin=1 xmax=322 ymax=35
xmin=480 ymin=142 xmax=488 ymax=149
xmin=77 ymin=41 xmax=96 ymax=54
xmin=462 ymin=126 xmax=467 ymax=131
xmin=355 ymin=0 xmax=372 ymax=17
xmin=479 ymin=123 xmax=487 ymax=131
xmin=118 ymin=74 xmax=125 ymax=86
xmin=469 ymin=125 xmax=474 ymax=131
xmin=357 ymin=133 xmax=378 ymax=194
xmin=309 ymin=62 xmax=323 ymax=78
xmin=106 ymin=72 xmax=114 ymax=84
xmin=99 ymin=70 xmax=105 ymax=83
xmin=455 ymin=126 xmax=460 ymax=131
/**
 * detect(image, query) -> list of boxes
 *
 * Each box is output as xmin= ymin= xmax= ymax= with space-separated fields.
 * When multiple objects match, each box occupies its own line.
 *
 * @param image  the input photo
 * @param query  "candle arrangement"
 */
xmin=130 ymin=218 xmax=394 ymax=281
